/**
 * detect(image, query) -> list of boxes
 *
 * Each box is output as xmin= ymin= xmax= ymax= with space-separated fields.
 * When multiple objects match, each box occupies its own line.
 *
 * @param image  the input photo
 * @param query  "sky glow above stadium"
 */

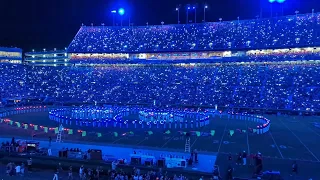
xmin=1 ymin=0 xmax=315 ymax=50
xmin=269 ymin=0 xmax=286 ymax=3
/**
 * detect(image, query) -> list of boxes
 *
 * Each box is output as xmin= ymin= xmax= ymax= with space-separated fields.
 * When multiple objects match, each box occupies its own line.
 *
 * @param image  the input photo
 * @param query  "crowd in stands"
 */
xmin=0 ymin=62 xmax=320 ymax=111
xmin=0 ymin=64 xmax=26 ymax=99
xmin=68 ymin=13 xmax=320 ymax=53
xmin=2 ymin=13 xmax=320 ymax=112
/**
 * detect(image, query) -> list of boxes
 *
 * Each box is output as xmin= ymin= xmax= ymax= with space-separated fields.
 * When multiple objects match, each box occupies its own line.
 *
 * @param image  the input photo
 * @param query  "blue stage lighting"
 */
xmin=269 ymin=0 xmax=276 ymax=3
xmin=118 ymin=8 xmax=125 ymax=16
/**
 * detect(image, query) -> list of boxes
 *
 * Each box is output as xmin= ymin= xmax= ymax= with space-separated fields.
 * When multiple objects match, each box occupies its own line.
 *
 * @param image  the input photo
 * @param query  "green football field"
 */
xmin=1 ymin=110 xmax=320 ymax=179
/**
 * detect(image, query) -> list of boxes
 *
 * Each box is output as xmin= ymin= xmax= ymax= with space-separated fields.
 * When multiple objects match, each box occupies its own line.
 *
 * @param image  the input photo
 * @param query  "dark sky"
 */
xmin=0 ymin=0 xmax=317 ymax=52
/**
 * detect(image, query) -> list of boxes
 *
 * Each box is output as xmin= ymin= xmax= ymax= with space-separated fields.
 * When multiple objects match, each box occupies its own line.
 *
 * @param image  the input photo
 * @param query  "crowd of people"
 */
xmin=0 ymin=62 xmax=319 ymax=111
xmin=57 ymin=163 xmax=191 ymax=180
xmin=6 ymin=162 xmax=26 ymax=176
xmin=68 ymin=13 xmax=320 ymax=53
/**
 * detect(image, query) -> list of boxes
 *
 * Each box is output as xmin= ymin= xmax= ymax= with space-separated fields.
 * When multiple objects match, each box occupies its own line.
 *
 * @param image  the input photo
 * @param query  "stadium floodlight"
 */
xmin=193 ymin=6 xmax=197 ymax=23
xmin=111 ymin=10 xmax=117 ymax=26
xmin=269 ymin=0 xmax=286 ymax=17
xmin=186 ymin=6 xmax=190 ymax=24
xmin=176 ymin=7 xmax=180 ymax=24
xmin=204 ymin=5 xmax=208 ymax=22
xmin=118 ymin=8 xmax=125 ymax=16
xmin=116 ymin=8 xmax=125 ymax=26
xmin=269 ymin=0 xmax=286 ymax=3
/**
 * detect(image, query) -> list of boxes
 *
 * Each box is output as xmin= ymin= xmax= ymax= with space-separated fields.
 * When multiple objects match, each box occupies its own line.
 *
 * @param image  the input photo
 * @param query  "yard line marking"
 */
xmin=269 ymin=131 xmax=284 ymax=159
xmin=279 ymin=119 xmax=320 ymax=162
xmin=217 ymin=117 xmax=229 ymax=153
xmin=112 ymin=137 xmax=126 ymax=144
xmin=136 ymin=138 xmax=147 ymax=146
xmin=219 ymin=152 xmax=320 ymax=163
xmin=161 ymin=135 xmax=176 ymax=148
xmin=191 ymin=119 xmax=209 ymax=148
xmin=190 ymin=133 xmax=201 ymax=148
xmin=245 ymin=117 xmax=250 ymax=155
xmin=297 ymin=120 xmax=320 ymax=138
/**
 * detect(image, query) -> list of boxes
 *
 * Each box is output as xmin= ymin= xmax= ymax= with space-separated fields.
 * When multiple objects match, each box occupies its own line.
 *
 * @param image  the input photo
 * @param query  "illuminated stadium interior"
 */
xmin=2 ymin=8 xmax=320 ymax=180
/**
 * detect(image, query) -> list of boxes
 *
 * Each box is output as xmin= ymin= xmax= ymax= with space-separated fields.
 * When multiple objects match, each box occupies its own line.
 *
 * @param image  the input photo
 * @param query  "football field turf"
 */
xmin=1 ymin=111 xmax=320 ymax=179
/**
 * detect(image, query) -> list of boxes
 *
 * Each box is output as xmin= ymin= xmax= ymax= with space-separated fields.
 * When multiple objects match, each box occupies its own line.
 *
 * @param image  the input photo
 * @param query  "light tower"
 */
xmin=269 ymin=0 xmax=286 ymax=17
xmin=111 ymin=10 xmax=117 ymax=26
xmin=186 ymin=6 xmax=190 ymax=24
xmin=118 ymin=8 xmax=125 ymax=26
xmin=176 ymin=7 xmax=180 ymax=24
xmin=204 ymin=5 xmax=208 ymax=22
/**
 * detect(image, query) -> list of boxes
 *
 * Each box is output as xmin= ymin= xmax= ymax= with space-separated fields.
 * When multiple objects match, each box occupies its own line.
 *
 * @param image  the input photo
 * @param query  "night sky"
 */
xmin=0 ymin=0 xmax=317 ymax=52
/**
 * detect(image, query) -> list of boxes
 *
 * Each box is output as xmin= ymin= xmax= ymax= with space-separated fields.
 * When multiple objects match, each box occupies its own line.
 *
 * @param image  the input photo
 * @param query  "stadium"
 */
xmin=1 ymin=7 xmax=320 ymax=180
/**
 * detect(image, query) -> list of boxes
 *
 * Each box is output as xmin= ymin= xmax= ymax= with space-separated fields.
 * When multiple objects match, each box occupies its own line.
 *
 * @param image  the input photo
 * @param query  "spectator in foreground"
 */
xmin=291 ymin=161 xmax=298 ymax=176
xmin=68 ymin=165 xmax=73 ymax=180
xmin=226 ymin=165 xmax=233 ymax=180
xmin=79 ymin=165 xmax=84 ymax=179
xmin=53 ymin=169 xmax=59 ymax=180
xmin=21 ymin=163 xmax=25 ymax=176
xmin=27 ymin=158 xmax=32 ymax=172
xmin=242 ymin=151 xmax=247 ymax=165
xmin=15 ymin=163 xmax=21 ymax=176
xmin=236 ymin=152 xmax=242 ymax=165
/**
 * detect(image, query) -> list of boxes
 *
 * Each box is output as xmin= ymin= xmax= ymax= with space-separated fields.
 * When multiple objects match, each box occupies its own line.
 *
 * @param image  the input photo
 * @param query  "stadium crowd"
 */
xmin=0 ymin=62 xmax=319 ymax=111
xmin=1 ymin=13 xmax=320 ymax=112
xmin=68 ymin=13 xmax=320 ymax=53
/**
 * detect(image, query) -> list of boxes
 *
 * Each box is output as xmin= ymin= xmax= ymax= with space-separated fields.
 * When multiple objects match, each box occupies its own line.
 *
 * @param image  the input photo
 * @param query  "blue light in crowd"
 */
xmin=111 ymin=10 xmax=117 ymax=13
xmin=118 ymin=8 xmax=125 ymax=16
